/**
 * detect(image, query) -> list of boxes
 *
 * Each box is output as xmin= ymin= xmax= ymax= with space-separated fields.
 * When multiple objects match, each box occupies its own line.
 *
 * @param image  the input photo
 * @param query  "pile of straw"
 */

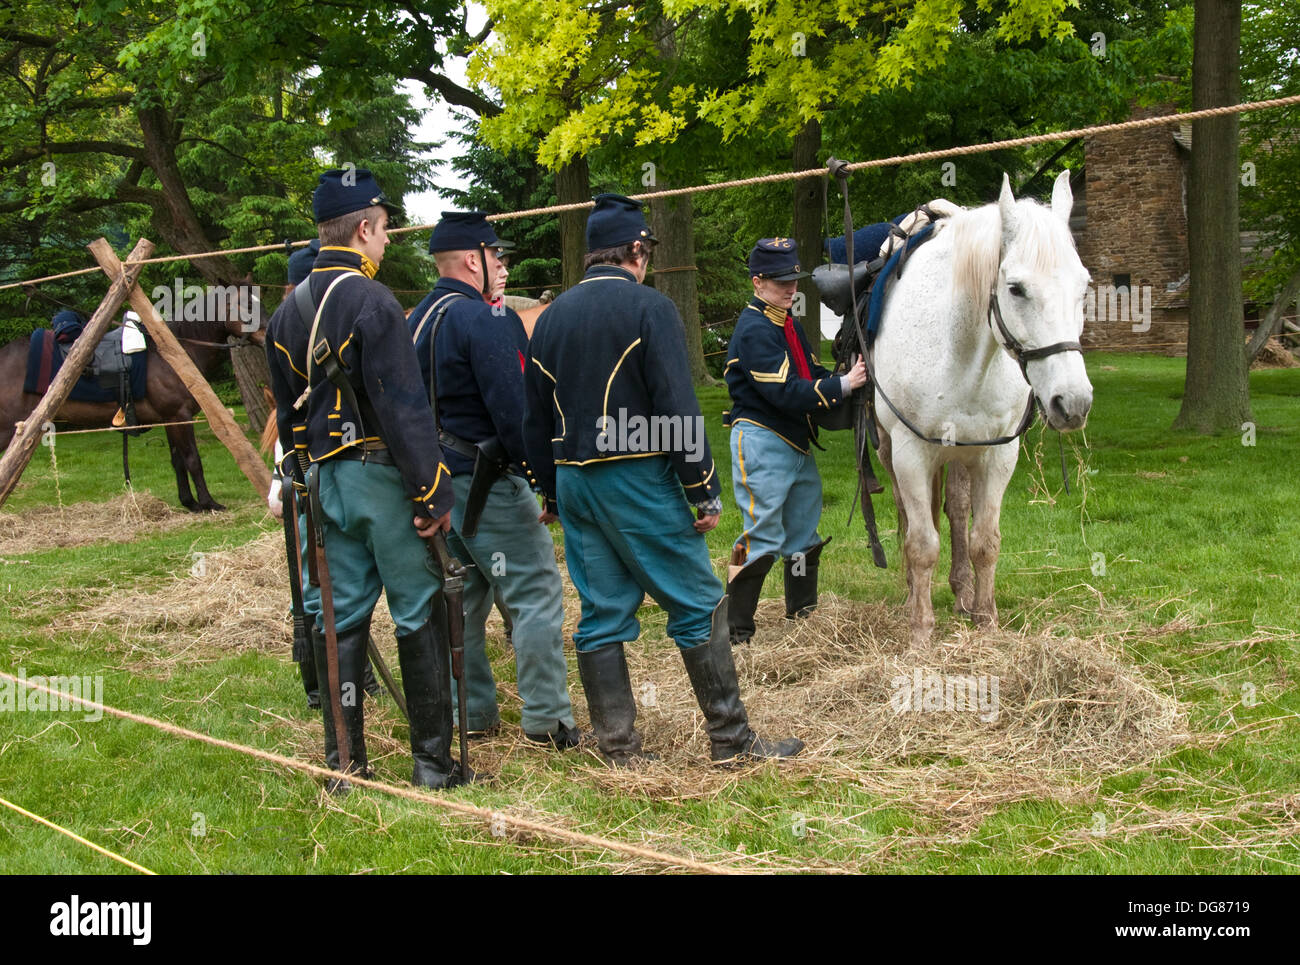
xmin=55 ymin=531 xmax=1188 ymax=822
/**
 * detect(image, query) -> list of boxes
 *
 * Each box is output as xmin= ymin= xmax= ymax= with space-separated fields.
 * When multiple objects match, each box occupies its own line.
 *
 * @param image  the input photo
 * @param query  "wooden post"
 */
xmin=89 ymin=242 xmax=272 ymax=500
xmin=0 ymin=238 xmax=154 ymax=510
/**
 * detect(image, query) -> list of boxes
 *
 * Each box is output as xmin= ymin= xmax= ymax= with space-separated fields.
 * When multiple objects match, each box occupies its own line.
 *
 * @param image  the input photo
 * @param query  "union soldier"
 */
xmin=265 ymin=168 xmax=465 ymax=788
xmin=267 ymin=238 xmax=379 ymax=711
xmin=408 ymin=211 xmax=579 ymax=749
xmin=522 ymin=193 xmax=802 ymax=765
xmin=722 ymin=238 xmax=867 ymax=643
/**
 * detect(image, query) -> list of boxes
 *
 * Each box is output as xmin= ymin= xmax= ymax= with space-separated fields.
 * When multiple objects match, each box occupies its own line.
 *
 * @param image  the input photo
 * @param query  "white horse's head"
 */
xmin=990 ymin=171 xmax=1093 ymax=431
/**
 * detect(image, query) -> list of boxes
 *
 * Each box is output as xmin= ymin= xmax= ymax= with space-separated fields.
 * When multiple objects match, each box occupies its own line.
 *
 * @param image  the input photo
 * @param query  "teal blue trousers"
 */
xmin=308 ymin=460 xmax=441 ymax=635
xmin=557 ymin=456 xmax=722 ymax=652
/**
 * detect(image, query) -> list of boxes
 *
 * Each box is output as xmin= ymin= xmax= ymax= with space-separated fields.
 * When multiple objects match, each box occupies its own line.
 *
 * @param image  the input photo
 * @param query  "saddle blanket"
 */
xmin=865 ymin=222 xmax=936 ymax=344
xmin=24 ymin=327 xmax=148 ymax=404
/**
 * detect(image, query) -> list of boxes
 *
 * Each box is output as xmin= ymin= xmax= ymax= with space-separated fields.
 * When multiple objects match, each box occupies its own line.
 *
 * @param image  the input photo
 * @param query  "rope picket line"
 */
xmin=0 ymin=794 xmax=158 ymax=875
xmin=24 ymin=417 xmax=209 ymax=437
xmin=2 ymin=94 xmax=1298 ymax=296
xmin=0 ymin=671 xmax=755 ymax=875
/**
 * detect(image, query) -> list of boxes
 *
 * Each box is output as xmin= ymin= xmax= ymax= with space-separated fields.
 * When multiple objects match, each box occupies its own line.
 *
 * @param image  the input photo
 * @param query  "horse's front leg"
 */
xmin=165 ymin=422 xmax=225 ymax=512
xmin=164 ymin=423 xmax=198 ymax=509
xmin=893 ymin=447 xmax=940 ymax=649
xmin=945 ymin=461 xmax=975 ymax=617
xmin=968 ymin=444 xmax=1018 ymax=629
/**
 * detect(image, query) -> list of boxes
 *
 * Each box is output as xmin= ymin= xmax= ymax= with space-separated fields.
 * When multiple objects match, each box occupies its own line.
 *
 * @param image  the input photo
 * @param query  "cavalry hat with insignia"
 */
xmin=287 ymin=239 xmax=321 ymax=285
xmin=427 ymin=211 xmax=515 ymax=254
xmin=312 ymin=168 xmax=401 ymax=224
xmin=749 ymin=238 xmax=809 ymax=281
xmin=586 ymin=193 xmax=656 ymax=252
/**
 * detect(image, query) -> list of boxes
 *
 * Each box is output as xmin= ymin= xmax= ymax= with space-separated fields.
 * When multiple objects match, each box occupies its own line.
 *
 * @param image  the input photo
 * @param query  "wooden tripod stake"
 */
xmin=0 ymin=236 xmax=272 ymax=511
xmin=0 ymin=239 xmax=154 ymax=509
xmin=89 ymin=240 xmax=271 ymax=501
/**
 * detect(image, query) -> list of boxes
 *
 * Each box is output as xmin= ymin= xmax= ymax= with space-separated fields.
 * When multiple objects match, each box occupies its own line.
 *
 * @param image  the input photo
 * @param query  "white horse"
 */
xmin=872 ymin=170 xmax=1093 ymax=647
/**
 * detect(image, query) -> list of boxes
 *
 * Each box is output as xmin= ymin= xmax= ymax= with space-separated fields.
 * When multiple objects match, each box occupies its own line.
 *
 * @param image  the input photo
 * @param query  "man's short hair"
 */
xmin=583 ymin=240 xmax=649 ymax=271
xmin=318 ymin=205 xmax=385 ymax=247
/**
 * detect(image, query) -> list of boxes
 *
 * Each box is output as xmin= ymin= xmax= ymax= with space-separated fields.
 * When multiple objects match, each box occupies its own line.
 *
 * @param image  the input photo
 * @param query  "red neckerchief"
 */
xmin=782 ymin=316 xmax=813 ymax=381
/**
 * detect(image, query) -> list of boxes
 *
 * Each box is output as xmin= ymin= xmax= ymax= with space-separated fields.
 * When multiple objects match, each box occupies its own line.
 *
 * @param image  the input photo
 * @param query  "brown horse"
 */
xmin=0 ymin=294 xmax=265 ymax=512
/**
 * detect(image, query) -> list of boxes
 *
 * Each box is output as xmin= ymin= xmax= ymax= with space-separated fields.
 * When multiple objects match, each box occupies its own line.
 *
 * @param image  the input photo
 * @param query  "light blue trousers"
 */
xmin=730 ymin=422 xmax=822 ymax=562
xmin=447 ymin=473 xmax=575 ymax=734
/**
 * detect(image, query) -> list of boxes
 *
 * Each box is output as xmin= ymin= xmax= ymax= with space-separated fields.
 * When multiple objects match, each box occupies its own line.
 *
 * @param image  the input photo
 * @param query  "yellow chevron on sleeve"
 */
xmin=750 ymin=355 xmax=790 ymax=384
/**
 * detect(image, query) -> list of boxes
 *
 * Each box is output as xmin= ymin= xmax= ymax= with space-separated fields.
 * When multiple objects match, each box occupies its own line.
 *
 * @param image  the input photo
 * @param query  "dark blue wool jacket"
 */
xmin=522 ymin=264 xmax=721 ymax=506
xmin=408 ymin=277 xmax=530 ymax=476
xmin=723 ymin=296 xmax=845 ymax=453
xmin=266 ymin=245 xmax=453 ymax=518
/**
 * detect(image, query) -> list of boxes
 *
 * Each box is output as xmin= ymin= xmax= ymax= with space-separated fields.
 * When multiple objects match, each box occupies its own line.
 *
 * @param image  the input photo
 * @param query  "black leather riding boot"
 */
xmin=784 ymin=537 xmax=831 ymax=619
xmin=726 ymin=551 xmax=776 ymax=645
xmin=396 ymin=591 xmax=471 ymax=789
xmin=362 ymin=655 xmax=382 ymax=698
xmin=576 ymin=644 xmax=650 ymax=766
xmin=680 ymin=598 xmax=804 ymax=763
xmin=298 ymin=631 xmax=320 ymax=709
xmin=314 ymin=620 xmax=370 ymax=789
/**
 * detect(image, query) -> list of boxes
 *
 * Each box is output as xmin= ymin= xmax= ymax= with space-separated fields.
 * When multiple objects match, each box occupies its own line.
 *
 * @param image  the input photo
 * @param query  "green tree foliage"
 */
xmin=442 ymin=115 xmax=563 ymax=294
xmin=0 ymin=0 xmax=476 ymax=335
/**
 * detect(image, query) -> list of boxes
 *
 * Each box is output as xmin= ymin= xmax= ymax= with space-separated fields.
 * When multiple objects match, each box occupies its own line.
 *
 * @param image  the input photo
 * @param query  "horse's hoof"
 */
xmin=908 ymin=628 xmax=934 ymax=651
xmin=200 ymin=502 xmax=227 ymax=513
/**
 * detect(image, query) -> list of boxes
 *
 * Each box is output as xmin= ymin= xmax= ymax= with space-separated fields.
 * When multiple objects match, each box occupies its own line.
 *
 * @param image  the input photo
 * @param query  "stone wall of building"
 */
xmin=1076 ymin=104 xmax=1190 ymax=355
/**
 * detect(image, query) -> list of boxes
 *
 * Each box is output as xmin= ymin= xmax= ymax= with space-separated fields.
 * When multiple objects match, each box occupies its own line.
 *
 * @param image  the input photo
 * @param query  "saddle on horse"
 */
xmin=24 ymin=323 xmax=150 ymax=431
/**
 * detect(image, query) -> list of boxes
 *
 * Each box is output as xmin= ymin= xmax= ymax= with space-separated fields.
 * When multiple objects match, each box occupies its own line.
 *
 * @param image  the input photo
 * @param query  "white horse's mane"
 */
xmin=948 ymin=198 xmax=1078 ymax=309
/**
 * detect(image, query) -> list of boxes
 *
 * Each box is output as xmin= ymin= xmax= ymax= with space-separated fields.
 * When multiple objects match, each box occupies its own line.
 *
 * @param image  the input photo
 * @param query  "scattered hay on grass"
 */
xmin=572 ymin=596 xmax=1189 ymax=819
xmin=61 ymin=530 xmax=1190 ymax=834
xmin=52 ymin=530 xmax=360 ymax=671
xmin=0 ymin=490 xmax=191 ymax=555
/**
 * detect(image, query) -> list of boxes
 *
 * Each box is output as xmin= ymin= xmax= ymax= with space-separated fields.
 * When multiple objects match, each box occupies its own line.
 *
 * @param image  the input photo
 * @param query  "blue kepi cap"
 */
xmin=428 ymin=212 xmax=514 ymax=254
xmin=748 ymin=237 xmax=809 ymax=281
xmin=586 ymin=193 xmax=656 ymax=252
xmin=312 ymin=168 xmax=401 ymax=224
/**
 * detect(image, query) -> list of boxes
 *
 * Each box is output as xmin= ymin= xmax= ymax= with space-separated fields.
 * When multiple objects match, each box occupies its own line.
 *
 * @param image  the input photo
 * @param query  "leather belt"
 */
xmin=331 ymin=445 xmax=396 ymax=466
xmin=438 ymin=428 xmax=476 ymax=459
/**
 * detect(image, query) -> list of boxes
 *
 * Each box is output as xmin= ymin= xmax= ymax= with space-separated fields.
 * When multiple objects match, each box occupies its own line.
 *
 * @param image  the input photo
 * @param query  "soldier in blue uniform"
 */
xmin=265 ymin=168 xmax=465 ymax=789
xmin=268 ymin=238 xmax=379 ymax=711
xmin=409 ymin=211 xmax=579 ymax=749
xmin=522 ymin=193 xmax=802 ymax=766
xmin=723 ymin=238 xmax=867 ymax=644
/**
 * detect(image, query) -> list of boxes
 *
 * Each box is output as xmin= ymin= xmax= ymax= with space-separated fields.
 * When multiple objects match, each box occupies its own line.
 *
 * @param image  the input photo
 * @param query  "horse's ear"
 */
xmin=998 ymin=173 xmax=1017 ymax=250
xmin=1051 ymin=169 xmax=1073 ymax=224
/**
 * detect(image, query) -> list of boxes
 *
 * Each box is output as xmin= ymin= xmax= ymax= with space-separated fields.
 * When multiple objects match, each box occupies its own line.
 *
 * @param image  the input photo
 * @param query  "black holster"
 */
xmin=461 ymin=436 xmax=510 ymax=538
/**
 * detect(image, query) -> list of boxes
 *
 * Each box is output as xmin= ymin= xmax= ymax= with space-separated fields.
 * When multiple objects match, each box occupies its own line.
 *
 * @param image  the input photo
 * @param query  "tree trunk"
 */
xmin=1174 ymin=0 xmax=1252 ymax=433
xmin=1245 ymin=267 xmax=1300 ymax=362
xmin=231 ymin=340 xmax=272 ymax=431
xmin=138 ymin=101 xmax=268 ymax=428
xmin=556 ymin=156 xmax=590 ymax=291
xmin=792 ymin=118 xmax=823 ymax=350
xmin=136 ymin=103 xmax=239 ymax=286
xmin=649 ymin=176 xmax=707 ymax=383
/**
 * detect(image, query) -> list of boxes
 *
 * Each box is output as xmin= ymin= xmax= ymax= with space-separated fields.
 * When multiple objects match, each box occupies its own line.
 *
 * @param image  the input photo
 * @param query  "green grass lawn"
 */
xmin=1 ymin=353 xmax=1297 ymax=874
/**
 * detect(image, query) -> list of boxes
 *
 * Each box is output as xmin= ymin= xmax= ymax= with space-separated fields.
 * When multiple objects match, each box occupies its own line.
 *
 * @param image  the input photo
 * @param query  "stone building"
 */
xmin=1072 ymin=103 xmax=1275 ymax=355
xmin=1073 ymin=104 xmax=1193 ymax=354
